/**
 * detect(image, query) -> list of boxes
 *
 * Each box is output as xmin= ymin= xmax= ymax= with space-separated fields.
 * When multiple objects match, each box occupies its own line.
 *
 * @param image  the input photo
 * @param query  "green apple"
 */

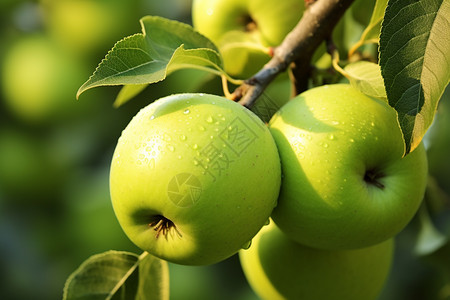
xmin=239 ymin=221 xmax=394 ymax=300
xmin=110 ymin=93 xmax=281 ymax=265
xmin=0 ymin=34 xmax=89 ymax=123
xmin=40 ymin=0 xmax=137 ymax=57
xmin=192 ymin=0 xmax=304 ymax=79
xmin=268 ymin=84 xmax=428 ymax=250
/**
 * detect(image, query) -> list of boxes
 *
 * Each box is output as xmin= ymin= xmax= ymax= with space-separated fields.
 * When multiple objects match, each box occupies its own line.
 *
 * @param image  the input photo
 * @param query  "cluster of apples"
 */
xmin=109 ymin=1 xmax=429 ymax=299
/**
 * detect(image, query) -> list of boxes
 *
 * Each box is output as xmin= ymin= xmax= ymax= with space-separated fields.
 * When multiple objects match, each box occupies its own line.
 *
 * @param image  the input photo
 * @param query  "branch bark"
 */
xmin=235 ymin=0 xmax=355 ymax=108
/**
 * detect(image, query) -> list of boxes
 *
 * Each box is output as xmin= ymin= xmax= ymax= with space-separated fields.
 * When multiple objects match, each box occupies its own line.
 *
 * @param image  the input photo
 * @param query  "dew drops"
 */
xmin=206 ymin=116 xmax=214 ymax=123
xmin=150 ymin=115 xmax=155 ymax=120
xmin=198 ymin=125 xmax=205 ymax=131
xmin=193 ymin=160 xmax=199 ymax=166
xmin=183 ymin=109 xmax=190 ymax=114
xmin=177 ymin=155 xmax=182 ymax=160
xmin=149 ymin=158 xmax=156 ymax=169
xmin=180 ymin=135 xmax=186 ymax=141
xmin=328 ymin=134 xmax=335 ymax=140
xmin=168 ymin=145 xmax=175 ymax=152
xmin=192 ymin=144 xmax=198 ymax=150
xmin=349 ymin=138 xmax=355 ymax=143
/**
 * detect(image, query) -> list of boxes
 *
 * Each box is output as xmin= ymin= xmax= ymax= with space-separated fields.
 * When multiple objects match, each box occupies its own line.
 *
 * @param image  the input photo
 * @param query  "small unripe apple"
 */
xmin=0 ymin=34 xmax=88 ymax=123
xmin=239 ymin=221 xmax=394 ymax=300
xmin=110 ymin=93 xmax=281 ymax=265
xmin=192 ymin=0 xmax=304 ymax=78
xmin=268 ymin=84 xmax=428 ymax=250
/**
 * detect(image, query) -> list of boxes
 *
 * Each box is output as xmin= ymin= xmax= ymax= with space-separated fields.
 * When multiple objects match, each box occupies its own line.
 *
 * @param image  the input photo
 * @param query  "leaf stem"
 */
xmin=331 ymin=49 xmax=350 ymax=79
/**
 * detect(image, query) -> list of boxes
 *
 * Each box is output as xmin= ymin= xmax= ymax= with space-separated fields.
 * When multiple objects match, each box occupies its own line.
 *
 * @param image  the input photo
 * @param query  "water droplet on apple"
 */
xmin=183 ymin=109 xmax=190 ymax=114
xmin=177 ymin=155 xmax=182 ymax=159
xmin=192 ymin=144 xmax=198 ymax=150
xmin=193 ymin=160 xmax=199 ymax=166
xmin=198 ymin=125 xmax=205 ymax=131
xmin=349 ymin=138 xmax=355 ymax=143
xmin=180 ymin=135 xmax=186 ymax=141
xmin=150 ymin=115 xmax=155 ymax=120
xmin=328 ymin=134 xmax=335 ymax=140
xmin=168 ymin=145 xmax=175 ymax=152
xmin=264 ymin=218 xmax=270 ymax=226
xmin=206 ymin=116 xmax=214 ymax=123
xmin=149 ymin=158 xmax=155 ymax=169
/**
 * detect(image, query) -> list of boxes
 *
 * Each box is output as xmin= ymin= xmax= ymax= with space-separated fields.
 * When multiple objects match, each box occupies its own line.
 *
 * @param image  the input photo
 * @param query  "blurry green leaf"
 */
xmin=414 ymin=204 xmax=448 ymax=256
xmin=63 ymin=251 xmax=169 ymax=300
xmin=379 ymin=0 xmax=450 ymax=154
xmin=77 ymin=16 xmax=225 ymax=104
xmin=362 ymin=0 xmax=388 ymax=41
xmin=344 ymin=61 xmax=387 ymax=100
xmin=114 ymin=84 xmax=149 ymax=108
xmin=333 ymin=6 xmax=366 ymax=57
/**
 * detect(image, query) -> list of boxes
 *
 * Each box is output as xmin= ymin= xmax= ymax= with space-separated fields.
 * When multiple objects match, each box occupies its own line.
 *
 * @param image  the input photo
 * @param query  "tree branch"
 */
xmin=234 ymin=0 xmax=354 ymax=109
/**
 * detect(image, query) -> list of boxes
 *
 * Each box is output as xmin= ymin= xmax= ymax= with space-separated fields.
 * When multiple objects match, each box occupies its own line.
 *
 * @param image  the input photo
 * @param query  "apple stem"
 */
xmin=149 ymin=216 xmax=182 ymax=239
xmin=364 ymin=170 xmax=385 ymax=189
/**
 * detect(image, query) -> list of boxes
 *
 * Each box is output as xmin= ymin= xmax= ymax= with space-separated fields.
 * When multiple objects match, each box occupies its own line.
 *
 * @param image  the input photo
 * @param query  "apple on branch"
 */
xmin=239 ymin=221 xmax=394 ymax=300
xmin=192 ymin=0 xmax=305 ymax=79
xmin=268 ymin=84 xmax=428 ymax=250
xmin=110 ymin=93 xmax=281 ymax=265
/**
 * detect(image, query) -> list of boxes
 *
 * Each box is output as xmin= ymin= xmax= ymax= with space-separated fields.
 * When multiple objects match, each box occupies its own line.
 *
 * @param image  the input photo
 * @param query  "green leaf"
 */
xmin=363 ymin=0 xmax=388 ymax=41
xmin=63 ymin=251 xmax=169 ymax=300
xmin=114 ymin=84 xmax=149 ymax=108
xmin=414 ymin=204 xmax=448 ymax=256
xmin=379 ymin=0 xmax=450 ymax=154
xmin=344 ymin=61 xmax=387 ymax=100
xmin=77 ymin=16 xmax=225 ymax=102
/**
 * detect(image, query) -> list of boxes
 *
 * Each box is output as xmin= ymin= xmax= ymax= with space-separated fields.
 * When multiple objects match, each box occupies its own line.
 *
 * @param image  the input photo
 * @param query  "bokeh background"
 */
xmin=0 ymin=1 xmax=449 ymax=299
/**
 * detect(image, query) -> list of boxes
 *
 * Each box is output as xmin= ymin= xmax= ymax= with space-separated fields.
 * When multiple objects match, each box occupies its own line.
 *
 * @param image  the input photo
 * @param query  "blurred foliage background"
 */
xmin=0 ymin=1 xmax=449 ymax=300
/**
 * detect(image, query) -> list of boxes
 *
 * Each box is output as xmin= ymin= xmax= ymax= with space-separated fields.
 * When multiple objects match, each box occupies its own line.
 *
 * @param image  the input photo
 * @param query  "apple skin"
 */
xmin=110 ymin=93 xmax=281 ymax=265
xmin=192 ymin=0 xmax=304 ymax=78
xmin=239 ymin=221 xmax=394 ymax=300
xmin=268 ymin=84 xmax=428 ymax=250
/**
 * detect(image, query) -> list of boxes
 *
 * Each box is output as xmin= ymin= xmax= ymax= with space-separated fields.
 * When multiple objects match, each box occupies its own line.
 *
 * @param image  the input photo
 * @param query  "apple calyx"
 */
xmin=364 ymin=169 xmax=385 ymax=189
xmin=238 ymin=14 xmax=257 ymax=32
xmin=148 ymin=215 xmax=182 ymax=239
